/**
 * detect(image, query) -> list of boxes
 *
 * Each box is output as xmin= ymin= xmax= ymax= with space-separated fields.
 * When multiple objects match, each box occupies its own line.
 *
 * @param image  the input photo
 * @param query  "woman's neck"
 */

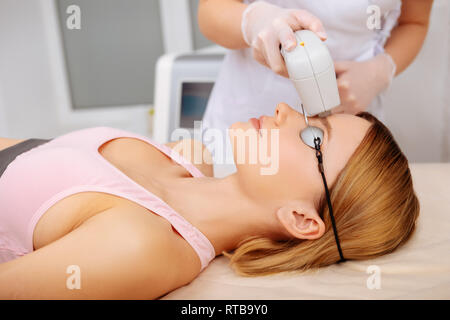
xmin=162 ymin=174 xmax=288 ymax=256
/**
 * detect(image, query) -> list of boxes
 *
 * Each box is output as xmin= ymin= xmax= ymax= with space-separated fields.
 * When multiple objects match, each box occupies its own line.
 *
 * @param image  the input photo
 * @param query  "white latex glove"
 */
xmin=241 ymin=1 xmax=327 ymax=78
xmin=332 ymin=53 xmax=397 ymax=115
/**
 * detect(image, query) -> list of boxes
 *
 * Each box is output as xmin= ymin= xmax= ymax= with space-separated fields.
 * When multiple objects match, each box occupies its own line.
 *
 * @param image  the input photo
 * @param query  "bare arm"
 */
xmin=384 ymin=0 xmax=433 ymax=75
xmin=0 ymin=205 xmax=184 ymax=299
xmin=198 ymin=0 xmax=248 ymax=49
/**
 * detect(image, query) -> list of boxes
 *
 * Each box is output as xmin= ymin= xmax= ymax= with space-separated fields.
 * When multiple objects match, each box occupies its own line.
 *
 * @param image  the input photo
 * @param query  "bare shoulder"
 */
xmin=165 ymin=139 xmax=214 ymax=177
xmin=0 ymin=204 xmax=201 ymax=299
xmin=85 ymin=204 xmax=202 ymax=294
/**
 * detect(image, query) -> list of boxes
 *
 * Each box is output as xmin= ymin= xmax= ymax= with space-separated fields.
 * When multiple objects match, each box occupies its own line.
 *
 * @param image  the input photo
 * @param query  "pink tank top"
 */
xmin=0 ymin=127 xmax=216 ymax=270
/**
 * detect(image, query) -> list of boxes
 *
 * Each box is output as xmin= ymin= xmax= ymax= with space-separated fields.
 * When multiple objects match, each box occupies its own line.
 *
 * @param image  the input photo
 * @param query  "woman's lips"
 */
xmin=258 ymin=115 xmax=264 ymax=127
xmin=250 ymin=117 xmax=261 ymax=131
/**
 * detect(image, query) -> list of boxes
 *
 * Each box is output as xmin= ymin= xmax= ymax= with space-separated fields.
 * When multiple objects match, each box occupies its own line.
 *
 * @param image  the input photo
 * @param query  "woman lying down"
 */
xmin=0 ymin=103 xmax=419 ymax=299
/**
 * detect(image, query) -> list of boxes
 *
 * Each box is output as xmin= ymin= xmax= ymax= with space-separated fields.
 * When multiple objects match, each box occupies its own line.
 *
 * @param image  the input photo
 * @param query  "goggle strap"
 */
xmin=314 ymin=139 xmax=346 ymax=263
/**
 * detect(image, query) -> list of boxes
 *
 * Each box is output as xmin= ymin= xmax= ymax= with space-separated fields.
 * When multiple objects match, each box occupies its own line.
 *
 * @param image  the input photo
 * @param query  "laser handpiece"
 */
xmin=281 ymin=30 xmax=340 ymax=120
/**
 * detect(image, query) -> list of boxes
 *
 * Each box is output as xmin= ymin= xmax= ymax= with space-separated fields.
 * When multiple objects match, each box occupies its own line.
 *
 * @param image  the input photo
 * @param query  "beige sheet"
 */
xmin=162 ymin=163 xmax=450 ymax=299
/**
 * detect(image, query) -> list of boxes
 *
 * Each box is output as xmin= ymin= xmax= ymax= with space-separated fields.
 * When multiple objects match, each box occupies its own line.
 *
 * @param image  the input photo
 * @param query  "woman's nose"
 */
xmin=274 ymin=103 xmax=291 ymax=125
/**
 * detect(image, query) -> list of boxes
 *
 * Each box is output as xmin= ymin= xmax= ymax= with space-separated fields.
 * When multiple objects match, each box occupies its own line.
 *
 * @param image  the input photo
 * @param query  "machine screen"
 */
xmin=180 ymin=82 xmax=213 ymax=128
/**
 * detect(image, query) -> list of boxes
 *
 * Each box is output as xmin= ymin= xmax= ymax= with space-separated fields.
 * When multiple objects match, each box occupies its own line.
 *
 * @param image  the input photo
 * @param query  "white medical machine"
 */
xmin=281 ymin=30 xmax=340 ymax=117
xmin=152 ymin=52 xmax=225 ymax=143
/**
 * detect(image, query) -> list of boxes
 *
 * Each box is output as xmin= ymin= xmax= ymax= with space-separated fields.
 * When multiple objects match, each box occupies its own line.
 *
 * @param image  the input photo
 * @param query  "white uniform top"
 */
xmin=202 ymin=0 xmax=401 ymax=176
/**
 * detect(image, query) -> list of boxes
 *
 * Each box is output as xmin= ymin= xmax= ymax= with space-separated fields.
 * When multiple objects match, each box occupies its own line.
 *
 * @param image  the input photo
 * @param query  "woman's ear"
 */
xmin=276 ymin=200 xmax=325 ymax=240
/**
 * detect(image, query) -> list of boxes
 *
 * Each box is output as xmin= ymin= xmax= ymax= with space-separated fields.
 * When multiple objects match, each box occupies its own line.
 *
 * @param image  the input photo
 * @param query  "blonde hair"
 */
xmin=223 ymin=112 xmax=420 ymax=276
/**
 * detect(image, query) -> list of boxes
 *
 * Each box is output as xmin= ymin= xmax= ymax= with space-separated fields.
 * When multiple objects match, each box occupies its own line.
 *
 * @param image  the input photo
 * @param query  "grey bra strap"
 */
xmin=0 ymin=139 xmax=51 ymax=178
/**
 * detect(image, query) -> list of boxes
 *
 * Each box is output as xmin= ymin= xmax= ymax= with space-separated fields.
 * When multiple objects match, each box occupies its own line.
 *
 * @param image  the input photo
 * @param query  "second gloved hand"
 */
xmin=241 ymin=1 xmax=327 ymax=78
xmin=332 ymin=53 xmax=397 ymax=115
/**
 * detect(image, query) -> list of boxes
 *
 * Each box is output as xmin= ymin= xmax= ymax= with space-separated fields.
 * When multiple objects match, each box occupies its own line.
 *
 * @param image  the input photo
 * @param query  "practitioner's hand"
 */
xmin=332 ymin=53 xmax=397 ymax=115
xmin=241 ymin=1 xmax=327 ymax=78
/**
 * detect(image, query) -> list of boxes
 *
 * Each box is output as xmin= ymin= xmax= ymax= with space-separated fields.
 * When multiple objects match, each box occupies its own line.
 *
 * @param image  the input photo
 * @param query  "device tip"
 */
xmin=318 ymin=110 xmax=332 ymax=118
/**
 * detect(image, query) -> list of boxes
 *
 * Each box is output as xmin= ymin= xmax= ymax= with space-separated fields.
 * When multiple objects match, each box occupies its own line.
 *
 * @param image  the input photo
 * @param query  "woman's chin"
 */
xmin=229 ymin=121 xmax=244 ymax=131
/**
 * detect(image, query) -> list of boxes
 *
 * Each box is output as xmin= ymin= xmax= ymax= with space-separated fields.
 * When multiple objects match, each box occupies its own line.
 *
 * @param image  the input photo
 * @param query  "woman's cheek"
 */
xmin=276 ymin=140 xmax=300 ymax=172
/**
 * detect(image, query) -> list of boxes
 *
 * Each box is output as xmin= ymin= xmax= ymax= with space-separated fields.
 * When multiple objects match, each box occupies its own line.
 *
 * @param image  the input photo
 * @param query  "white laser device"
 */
xmin=281 ymin=30 xmax=340 ymax=117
